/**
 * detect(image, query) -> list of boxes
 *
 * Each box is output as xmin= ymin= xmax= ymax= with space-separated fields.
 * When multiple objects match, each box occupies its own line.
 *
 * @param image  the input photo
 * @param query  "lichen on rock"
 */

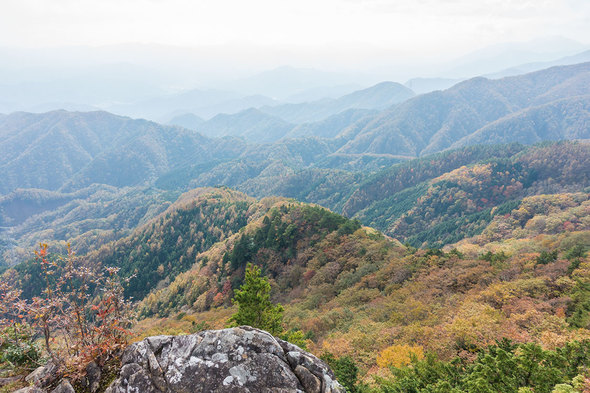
xmin=104 ymin=326 xmax=345 ymax=393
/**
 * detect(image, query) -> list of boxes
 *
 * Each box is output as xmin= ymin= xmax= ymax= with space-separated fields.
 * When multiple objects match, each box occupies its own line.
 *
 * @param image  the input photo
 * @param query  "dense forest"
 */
xmin=3 ymin=141 xmax=588 ymax=269
xmin=130 ymin=186 xmax=590 ymax=391
xmin=1 ymin=61 xmax=590 ymax=392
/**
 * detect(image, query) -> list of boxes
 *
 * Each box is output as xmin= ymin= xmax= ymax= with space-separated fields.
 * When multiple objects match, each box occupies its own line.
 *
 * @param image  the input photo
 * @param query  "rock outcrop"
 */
xmin=105 ymin=326 xmax=344 ymax=393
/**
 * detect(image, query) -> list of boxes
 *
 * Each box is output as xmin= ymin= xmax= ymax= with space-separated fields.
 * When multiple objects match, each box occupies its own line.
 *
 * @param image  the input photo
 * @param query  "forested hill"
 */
xmin=2 ymin=64 xmax=589 ymax=199
xmin=0 ymin=110 xmax=246 ymax=193
xmin=2 ymin=141 xmax=588 ymax=268
xmin=77 ymin=188 xmax=267 ymax=300
xmin=336 ymin=62 xmax=590 ymax=156
xmin=3 ymin=179 xmax=590 ymax=389
xmin=140 ymin=199 xmax=368 ymax=317
xmin=131 ymin=184 xmax=590 ymax=387
xmin=344 ymin=142 xmax=590 ymax=247
xmin=244 ymin=142 xmax=590 ymax=248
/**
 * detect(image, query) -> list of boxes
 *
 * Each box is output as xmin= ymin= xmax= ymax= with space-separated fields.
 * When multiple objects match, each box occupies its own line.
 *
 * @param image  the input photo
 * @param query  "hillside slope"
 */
xmin=260 ymin=82 xmax=415 ymax=123
xmin=338 ymin=63 xmax=590 ymax=157
xmin=131 ymin=188 xmax=590 ymax=381
xmin=450 ymin=95 xmax=590 ymax=148
xmin=347 ymin=142 xmax=590 ymax=247
xmin=193 ymin=108 xmax=294 ymax=143
xmin=0 ymin=185 xmax=177 ymax=266
xmin=0 ymin=110 xmax=245 ymax=193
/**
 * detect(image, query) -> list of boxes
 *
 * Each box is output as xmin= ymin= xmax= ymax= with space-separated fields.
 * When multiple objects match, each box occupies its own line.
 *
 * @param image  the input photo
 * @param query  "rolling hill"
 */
xmin=260 ymin=81 xmax=415 ymax=123
xmin=0 ymin=110 xmax=245 ymax=194
xmin=337 ymin=62 xmax=590 ymax=157
xmin=193 ymin=108 xmax=295 ymax=142
xmin=450 ymin=95 xmax=590 ymax=148
xmin=62 ymin=185 xmax=588 ymax=386
xmin=0 ymin=185 xmax=178 ymax=266
xmin=166 ymin=112 xmax=204 ymax=129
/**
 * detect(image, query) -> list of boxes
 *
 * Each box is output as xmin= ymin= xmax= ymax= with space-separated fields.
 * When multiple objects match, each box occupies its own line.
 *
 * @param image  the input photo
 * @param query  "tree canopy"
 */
xmin=228 ymin=263 xmax=284 ymax=335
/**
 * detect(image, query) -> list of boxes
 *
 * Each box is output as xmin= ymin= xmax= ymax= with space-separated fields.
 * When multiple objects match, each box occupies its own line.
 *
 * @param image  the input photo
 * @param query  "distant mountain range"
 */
xmin=111 ymin=80 xmax=412 ymax=125
xmin=2 ymin=63 xmax=588 ymax=198
xmin=0 ymin=110 xmax=245 ymax=193
xmin=2 ymin=61 xmax=590 ymax=266
xmin=336 ymin=62 xmax=590 ymax=157
xmin=108 ymin=90 xmax=279 ymax=121
xmin=163 ymin=81 xmax=415 ymax=141
xmin=1 ymin=37 xmax=587 ymax=120
xmin=166 ymin=112 xmax=204 ymax=129
xmin=486 ymin=49 xmax=590 ymax=79
xmin=190 ymin=108 xmax=294 ymax=143
xmin=259 ymin=81 xmax=415 ymax=123
xmin=442 ymin=36 xmax=588 ymax=78
xmin=212 ymin=65 xmax=358 ymax=100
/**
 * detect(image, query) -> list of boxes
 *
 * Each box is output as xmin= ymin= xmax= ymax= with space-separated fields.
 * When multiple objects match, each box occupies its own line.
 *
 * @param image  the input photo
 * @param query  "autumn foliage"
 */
xmin=376 ymin=344 xmax=424 ymax=369
xmin=0 ymin=244 xmax=133 ymax=379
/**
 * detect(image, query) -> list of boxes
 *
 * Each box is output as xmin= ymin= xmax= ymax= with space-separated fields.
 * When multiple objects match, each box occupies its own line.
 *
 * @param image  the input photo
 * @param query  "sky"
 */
xmin=0 ymin=0 xmax=589 ymax=93
xmin=1 ymin=0 xmax=588 ymax=56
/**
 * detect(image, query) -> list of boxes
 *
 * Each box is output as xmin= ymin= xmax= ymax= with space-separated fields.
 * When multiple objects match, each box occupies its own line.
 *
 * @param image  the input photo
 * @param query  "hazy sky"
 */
xmin=1 ymin=0 xmax=589 ymax=56
xmin=0 ymin=0 xmax=589 ymax=109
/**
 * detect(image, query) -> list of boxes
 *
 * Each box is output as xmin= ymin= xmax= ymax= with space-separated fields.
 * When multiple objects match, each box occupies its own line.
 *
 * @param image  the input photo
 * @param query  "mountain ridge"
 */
xmin=338 ymin=62 xmax=590 ymax=157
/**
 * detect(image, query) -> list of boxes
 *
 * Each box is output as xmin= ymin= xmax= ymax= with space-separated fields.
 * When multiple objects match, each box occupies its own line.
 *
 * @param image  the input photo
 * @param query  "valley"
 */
xmin=0 ymin=60 xmax=589 ymax=392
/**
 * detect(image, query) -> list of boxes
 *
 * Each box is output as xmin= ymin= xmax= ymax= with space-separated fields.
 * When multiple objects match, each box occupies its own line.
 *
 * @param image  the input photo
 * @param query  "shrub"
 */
xmin=0 ymin=323 xmax=40 ymax=368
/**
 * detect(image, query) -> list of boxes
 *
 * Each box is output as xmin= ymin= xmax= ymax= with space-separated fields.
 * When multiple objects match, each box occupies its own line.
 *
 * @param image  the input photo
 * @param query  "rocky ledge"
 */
xmin=104 ymin=326 xmax=344 ymax=393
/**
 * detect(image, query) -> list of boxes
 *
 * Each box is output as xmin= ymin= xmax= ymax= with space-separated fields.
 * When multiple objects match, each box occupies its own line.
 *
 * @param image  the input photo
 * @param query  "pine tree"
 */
xmin=228 ymin=263 xmax=284 ymax=335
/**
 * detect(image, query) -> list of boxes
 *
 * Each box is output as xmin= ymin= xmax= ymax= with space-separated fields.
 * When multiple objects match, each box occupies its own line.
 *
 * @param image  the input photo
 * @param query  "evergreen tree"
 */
xmin=228 ymin=263 xmax=284 ymax=335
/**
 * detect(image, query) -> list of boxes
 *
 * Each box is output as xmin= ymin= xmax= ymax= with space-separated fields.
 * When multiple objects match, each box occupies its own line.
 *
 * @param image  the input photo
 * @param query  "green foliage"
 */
xmin=228 ymin=264 xmax=284 ymax=335
xmin=479 ymin=251 xmax=509 ymax=265
xmin=321 ymin=353 xmax=360 ymax=393
xmin=102 ymin=196 xmax=251 ymax=300
xmin=189 ymin=321 xmax=211 ymax=334
xmin=551 ymin=384 xmax=576 ymax=393
xmin=567 ymin=281 xmax=590 ymax=328
xmin=372 ymin=340 xmax=590 ymax=393
xmin=280 ymin=329 xmax=308 ymax=350
xmin=226 ymin=204 xmax=361 ymax=279
xmin=0 ymin=323 xmax=40 ymax=368
xmin=375 ymin=352 xmax=464 ymax=393
xmin=566 ymin=245 xmax=588 ymax=275
xmin=565 ymin=245 xmax=587 ymax=261
xmin=13 ymin=255 xmax=50 ymax=299
xmin=536 ymin=250 xmax=559 ymax=265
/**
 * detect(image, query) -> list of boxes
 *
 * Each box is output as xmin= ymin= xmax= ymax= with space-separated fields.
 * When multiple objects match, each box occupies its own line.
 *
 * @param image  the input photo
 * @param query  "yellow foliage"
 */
xmin=446 ymin=302 xmax=504 ymax=350
xmin=376 ymin=344 xmax=424 ymax=369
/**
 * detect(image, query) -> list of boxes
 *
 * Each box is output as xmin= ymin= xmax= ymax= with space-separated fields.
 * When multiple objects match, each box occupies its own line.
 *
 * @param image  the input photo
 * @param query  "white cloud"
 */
xmin=0 ymin=0 xmax=587 ymax=57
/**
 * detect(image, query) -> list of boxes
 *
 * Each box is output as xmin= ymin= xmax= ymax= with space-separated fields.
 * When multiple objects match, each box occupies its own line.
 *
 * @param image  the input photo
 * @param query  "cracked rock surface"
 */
xmin=105 ymin=326 xmax=345 ymax=393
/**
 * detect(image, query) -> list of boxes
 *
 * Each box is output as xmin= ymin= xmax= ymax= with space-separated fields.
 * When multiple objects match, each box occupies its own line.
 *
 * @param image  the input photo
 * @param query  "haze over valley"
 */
xmin=1 ymin=1 xmax=590 ymax=392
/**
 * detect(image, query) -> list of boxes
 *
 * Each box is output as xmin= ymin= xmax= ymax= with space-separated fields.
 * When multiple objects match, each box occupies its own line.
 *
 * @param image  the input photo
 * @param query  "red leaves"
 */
xmin=36 ymin=243 xmax=48 ymax=259
xmin=1 ymin=244 xmax=134 ymax=379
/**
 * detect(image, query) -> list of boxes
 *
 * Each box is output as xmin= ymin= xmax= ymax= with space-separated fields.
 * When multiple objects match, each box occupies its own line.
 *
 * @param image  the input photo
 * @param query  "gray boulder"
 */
xmin=13 ymin=388 xmax=45 ymax=393
xmin=105 ymin=326 xmax=345 ymax=393
xmin=51 ymin=380 xmax=75 ymax=393
xmin=24 ymin=361 xmax=59 ymax=389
